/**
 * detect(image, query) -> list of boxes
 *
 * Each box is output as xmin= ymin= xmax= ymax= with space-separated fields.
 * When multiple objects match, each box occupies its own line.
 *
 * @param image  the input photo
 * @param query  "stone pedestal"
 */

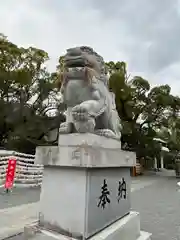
xmin=24 ymin=212 xmax=151 ymax=240
xmin=26 ymin=134 xmax=151 ymax=240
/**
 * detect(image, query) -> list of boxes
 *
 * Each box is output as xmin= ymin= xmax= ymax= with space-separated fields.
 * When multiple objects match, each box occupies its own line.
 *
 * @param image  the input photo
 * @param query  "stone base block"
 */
xmin=35 ymin=134 xmax=136 ymax=239
xmin=32 ymin=134 xmax=151 ymax=240
xmin=24 ymin=212 xmax=151 ymax=240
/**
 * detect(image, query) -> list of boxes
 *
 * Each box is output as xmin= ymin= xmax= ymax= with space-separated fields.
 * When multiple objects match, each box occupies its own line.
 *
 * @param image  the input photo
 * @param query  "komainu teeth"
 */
xmin=76 ymin=67 xmax=84 ymax=70
xmin=67 ymin=67 xmax=85 ymax=71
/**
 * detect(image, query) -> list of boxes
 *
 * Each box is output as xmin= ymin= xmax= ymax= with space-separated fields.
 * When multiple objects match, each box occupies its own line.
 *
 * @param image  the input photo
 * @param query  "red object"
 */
xmin=5 ymin=159 xmax=17 ymax=189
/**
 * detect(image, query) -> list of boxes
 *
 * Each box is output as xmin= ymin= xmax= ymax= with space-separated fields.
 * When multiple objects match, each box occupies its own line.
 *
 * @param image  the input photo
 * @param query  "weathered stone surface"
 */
xmin=58 ymin=133 xmax=122 ymax=148
xmin=39 ymin=167 xmax=131 ymax=239
xmin=35 ymin=134 xmax=135 ymax=167
xmin=58 ymin=46 xmax=121 ymax=140
xmin=19 ymin=212 xmax=151 ymax=240
xmin=24 ymin=222 xmax=40 ymax=239
xmin=34 ymin=134 xmax=136 ymax=239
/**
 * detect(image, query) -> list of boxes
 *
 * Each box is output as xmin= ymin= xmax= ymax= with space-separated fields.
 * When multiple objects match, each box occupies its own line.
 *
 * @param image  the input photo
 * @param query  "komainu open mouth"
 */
xmin=62 ymin=46 xmax=100 ymax=81
xmin=65 ymin=55 xmax=93 ymax=70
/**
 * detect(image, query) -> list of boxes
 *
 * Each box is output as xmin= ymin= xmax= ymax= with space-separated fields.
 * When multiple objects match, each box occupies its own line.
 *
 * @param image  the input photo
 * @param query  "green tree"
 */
xmin=107 ymin=61 xmax=180 ymax=161
xmin=0 ymin=34 xmax=65 ymax=153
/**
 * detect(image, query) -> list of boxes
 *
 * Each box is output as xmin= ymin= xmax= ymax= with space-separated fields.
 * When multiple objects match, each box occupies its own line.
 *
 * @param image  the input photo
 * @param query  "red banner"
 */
xmin=5 ymin=159 xmax=17 ymax=189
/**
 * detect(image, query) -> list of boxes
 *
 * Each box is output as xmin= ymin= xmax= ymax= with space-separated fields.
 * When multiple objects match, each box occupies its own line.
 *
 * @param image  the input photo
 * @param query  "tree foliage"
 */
xmin=107 ymin=61 xmax=180 ymax=159
xmin=0 ymin=34 xmax=65 ymax=153
xmin=1 ymin=34 xmax=180 ymax=160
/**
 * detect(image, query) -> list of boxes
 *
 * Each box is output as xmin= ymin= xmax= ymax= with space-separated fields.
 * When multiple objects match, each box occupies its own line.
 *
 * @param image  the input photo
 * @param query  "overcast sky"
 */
xmin=1 ymin=0 xmax=180 ymax=94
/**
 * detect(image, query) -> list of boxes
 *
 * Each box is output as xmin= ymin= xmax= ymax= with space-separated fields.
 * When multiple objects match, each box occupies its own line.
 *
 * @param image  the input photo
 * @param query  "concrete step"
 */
xmin=24 ymin=212 xmax=143 ymax=240
xmin=0 ymin=203 xmax=39 ymax=240
xmin=137 ymin=231 xmax=152 ymax=240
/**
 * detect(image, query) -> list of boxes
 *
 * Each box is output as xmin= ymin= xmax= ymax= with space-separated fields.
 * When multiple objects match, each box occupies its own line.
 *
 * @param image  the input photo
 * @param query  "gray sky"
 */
xmin=1 ymin=0 xmax=180 ymax=94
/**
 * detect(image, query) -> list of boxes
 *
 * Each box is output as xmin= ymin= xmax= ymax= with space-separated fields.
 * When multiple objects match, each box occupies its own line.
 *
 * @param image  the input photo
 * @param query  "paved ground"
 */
xmin=0 ymin=203 xmax=39 ymax=240
xmin=0 ymin=187 xmax=40 ymax=209
xmin=131 ymin=175 xmax=180 ymax=240
xmin=1 ymin=175 xmax=180 ymax=240
xmin=0 ymin=188 xmax=40 ymax=209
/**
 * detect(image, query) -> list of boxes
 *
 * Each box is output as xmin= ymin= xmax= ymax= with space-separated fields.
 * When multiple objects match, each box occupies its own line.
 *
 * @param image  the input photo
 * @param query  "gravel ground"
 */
xmin=3 ymin=175 xmax=180 ymax=240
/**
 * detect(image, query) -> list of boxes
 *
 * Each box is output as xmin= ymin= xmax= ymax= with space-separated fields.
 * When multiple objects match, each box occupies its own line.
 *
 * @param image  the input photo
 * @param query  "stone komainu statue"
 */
xmin=59 ymin=46 xmax=121 ymax=140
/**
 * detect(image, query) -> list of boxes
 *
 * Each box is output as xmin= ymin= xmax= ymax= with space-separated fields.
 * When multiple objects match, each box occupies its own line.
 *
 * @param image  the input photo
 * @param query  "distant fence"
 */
xmin=0 ymin=152 xmax=43 ymax=188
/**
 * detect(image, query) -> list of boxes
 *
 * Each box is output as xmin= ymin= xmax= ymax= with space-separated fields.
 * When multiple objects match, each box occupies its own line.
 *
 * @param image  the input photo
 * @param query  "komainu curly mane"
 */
xmin=58 ymin=46 xmax=121 ymax=140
